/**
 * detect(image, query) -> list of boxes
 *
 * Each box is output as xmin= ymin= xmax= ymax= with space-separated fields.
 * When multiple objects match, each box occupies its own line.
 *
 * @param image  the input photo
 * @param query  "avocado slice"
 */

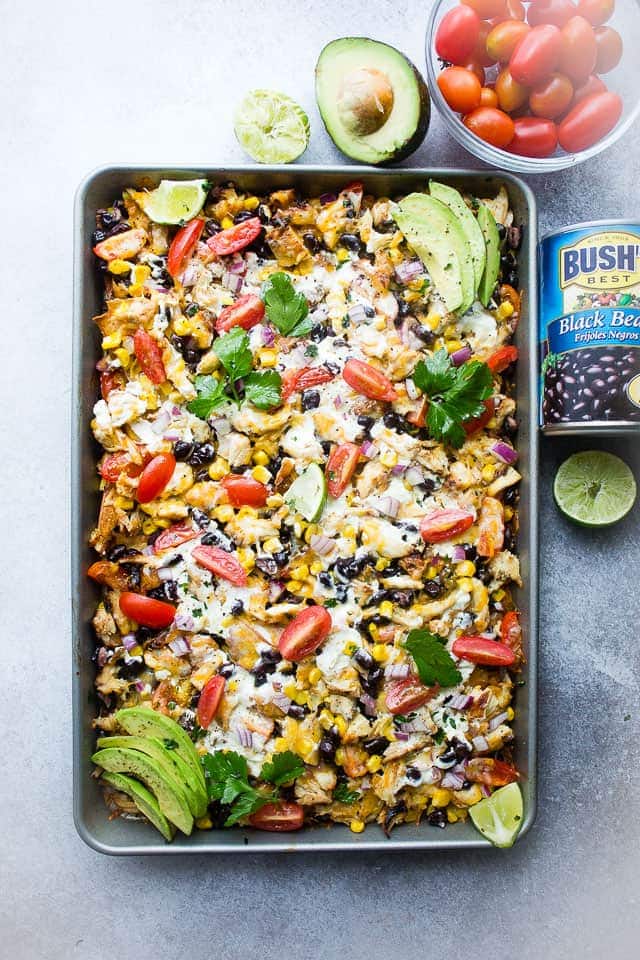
xmin=429 ymin=182 xmax=486 ymax=294
xmin=101 ymin=771 xmax=175 ymax=842
xmin=395 ymin=193 xmax=475 ymax=314
xmin=477 ymin=203 xmax=501 ymax=307
xmin=315 ymin=38 xmax=430 ymax=165
xmin=115 ymin=706 xmax=206 ymax=793
xmin=91 ymin=747 xmax=194 ymax=835
xmin=97 ymin=735 xmax=207 ymax=818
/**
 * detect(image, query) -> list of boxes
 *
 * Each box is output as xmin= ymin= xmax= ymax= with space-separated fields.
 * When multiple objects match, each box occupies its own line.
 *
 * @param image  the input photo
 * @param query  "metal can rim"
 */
xmin=540 ymin=219 xmax=640 ymax=243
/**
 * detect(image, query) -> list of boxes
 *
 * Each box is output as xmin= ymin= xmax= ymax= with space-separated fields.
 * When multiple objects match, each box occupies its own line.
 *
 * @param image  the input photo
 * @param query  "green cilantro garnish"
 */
xmin=412 ymin=348 xmax=493 ymax=448
xmin=244 ymin=369 xmax=283 ymax=411
xmin=304 ymin=343 xmax=319 ymax=358
xmin=201 ymin=749 xmax=304 ymax=826
xmin=402 ymin=628 xmax=462 ymax=688
xmin=214 ymin=326 xmax=253 ymax=384
xmin=333 ymin=783 xmax=360 ymax=804
xmin=188 ymin=327 xmax=282 ymax=417
xmin=261 ymin=750 xmax=305 ymax=787
xmin=187 ymin=374 xmax=228 ymax=419
xmin=262 ymin=272 xmax=312 ymax=337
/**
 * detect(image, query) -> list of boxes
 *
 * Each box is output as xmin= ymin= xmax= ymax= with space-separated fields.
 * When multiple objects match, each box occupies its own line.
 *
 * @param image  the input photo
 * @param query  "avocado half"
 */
xmin=315 ymin=37 xmax=430 ymax=165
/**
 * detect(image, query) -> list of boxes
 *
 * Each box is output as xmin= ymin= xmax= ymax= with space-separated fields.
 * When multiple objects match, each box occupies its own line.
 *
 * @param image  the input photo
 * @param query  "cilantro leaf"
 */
xmin=402 ymin=629 xmax=462 ymax=688
xmin=213 ymin=327 xmax=253 ymax=381
xmin=223 ymin=788 xmax=269 ymax=827
xmin=333 ymin=783 xmax=360 ymax=804
xmin=260 ymin=750 xmax=305 ymax=787
xmin=262 ymin=272 xmax=311 ymax=336
xmin=187 ymin=375 xmax=228 ymax=419
xmin=244 ymin=370 xmax=282 ymax=410
xmin=201 ymin=750 xmax=275 ymax=825
xmin=413 ymin=349 xmax=493 ymax=448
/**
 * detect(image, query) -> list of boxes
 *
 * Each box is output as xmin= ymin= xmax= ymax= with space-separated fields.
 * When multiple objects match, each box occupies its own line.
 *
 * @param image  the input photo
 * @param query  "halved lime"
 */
xmin=234 ymin=90 xmax=310 ymax=163
xmin=469 ymin=782 xmax=524 ymax=848
xmin=553 ymin=451 xmax=636 ymax=527
xmin=284 ymin=463 xmax=326 ymax=521
xmin=136 ymin=179 xmax=209 ymax=224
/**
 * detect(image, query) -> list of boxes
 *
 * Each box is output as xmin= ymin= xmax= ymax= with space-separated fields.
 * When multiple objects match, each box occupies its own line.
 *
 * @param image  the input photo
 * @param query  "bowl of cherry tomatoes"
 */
xmin=426 ymin=0 xmax=640 ymax=171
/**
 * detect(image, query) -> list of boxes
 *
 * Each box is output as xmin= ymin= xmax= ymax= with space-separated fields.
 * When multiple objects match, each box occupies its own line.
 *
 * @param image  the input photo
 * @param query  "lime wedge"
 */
xmin=469 ymin=782 xmax=524 ymax=848
xmin=234 ymin=90 xmax=310 ymax=163
xmin=553 ymin=451 xmax=636 ymax=527
xmin=136 ymin=179 xmax=209 ymax=224
xmin=284 ymin=463 xmax=326 ymax=521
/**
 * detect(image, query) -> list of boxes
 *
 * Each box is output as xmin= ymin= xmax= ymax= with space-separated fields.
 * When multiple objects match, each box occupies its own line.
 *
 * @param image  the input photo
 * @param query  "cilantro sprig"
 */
xmin=412 ymin=348 xmax=493 ymax=448
xmin=262 ymin=272 xmax=312 ymax=337
xmin=402 ymin=628 xmax=462 ymax=689
xmin=333 ymin=783 xmax=360 ymax=805
xmin=201 ymin=749 xmax=304 ymax=826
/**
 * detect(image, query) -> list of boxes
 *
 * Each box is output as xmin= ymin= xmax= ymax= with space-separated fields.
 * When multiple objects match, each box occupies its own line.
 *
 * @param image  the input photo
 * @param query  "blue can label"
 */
xmin=539 ymin=223 xmax=640 ymax=427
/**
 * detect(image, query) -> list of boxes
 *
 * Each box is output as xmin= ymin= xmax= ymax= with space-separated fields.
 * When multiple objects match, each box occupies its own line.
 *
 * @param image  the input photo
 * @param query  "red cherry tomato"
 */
xmin=507 ymin=116 xmax=559 ymax=155
xmin=472 ymin=23 xmax=497 ymax=67
xmin=486 ymin=19 xmax=531 ymax=62
xmin=452 ymin=635 xmax=516 ymax=666
xmin=594 ymin=25 xmax=622 ymax=73
xmin=460 ymin=59 xmax=487 ymax=84
xmin=100 ymin=370 xmax=125 ymax=400
xmin=479 ymin=86 xmax=499 ymax=107
xmin=576 ymin=0 xmax=614 ymax=26
xmin=437 ymin=66 xmax=483 ymax=112
xmin=221 ymin=474 xmax=269 ymax=507
xmin=281 ymin=365 xmax=336 ymax=400
xmin=463 ymin=397 xmax=496 ymax=435
xmin=278 ymin=605 xmax=332 ymax=661
xmin=192 ymin=545 xmax=248 ymax=586
xmin=495 ymin=68 xmax=530 ymax=112
xmin=466 ymin=758 xmax=520 ymax=786
xmin=559 ymin=15 xmax=598 ymax=82
xmin=196 ymin=675 xmax=226 ymax=729
xmin=501 ymin=610 xmax=524 ymax=663
xmin=93 ymin=228 xmax=146 ymax=262
xmin=571 ymin=73 xmax=606 ymax=104
xmin=99 ymin=451 xmax=134 ymax=482
xmin=207 ymin=217 xmax=262 ymax=256
xmin=153 ymin=522 xmax=199 ymax=553
xmin=557 ymin=90 xmax=622 ymax=150
xmin=249 ymin=802 xmax=304 ymax=832
xmin=462 ymin=0 xmax=508 ymax=17
xmin=463 ymin=106 xmax=516 ymax=148
xmin=215 ymin=294 xmax=265 ymax=333
xmin=133 ymin=328 xmax=166 ymax=385
xmin=510 ymin=24 xmax=563 ymax=86
xmin=528 ymin=0 xmax=577 ymax=28
xmin=487 ymin=345 xmax=519 ymax=373
xmin=435 ymin=6 xmax=482 ymax=64
xmin=136 ymin=453 xmax=176 ymax=503
xmin=167 ymin=218 xmax=205 ymax=278
xmin=342 ymin=359 xmax=397 ymax=402
xmin=385 ymin=678 xmax=439 ymax=715
xmin=326 ymin=442 xmax=362 ymax=498
xmin=119 ymin=592 xmax=176 ymax=629
xmin=420 ymin=508 xmax=475 ymax=543
xmin=530 ymin=72 xmax=574 ymax=117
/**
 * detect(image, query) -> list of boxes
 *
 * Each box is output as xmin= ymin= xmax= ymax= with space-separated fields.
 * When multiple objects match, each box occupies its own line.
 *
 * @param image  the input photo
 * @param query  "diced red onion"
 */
xmin=347 ymin=303 xmax=367 ymax=324
xmin=320 ymin=192 xmax=336 ymax=205
xmin=269 ymin=581 xmax=285 ymax=602
xmin=163 ymin=431 xmax=181 ymax=442
xmin=472 ymin=735 xmax=489 ymax=753
xmin=334 ymin=395 xmax=343 ymax=409
xmin=228 ymin=258 xmax=247 ymax=275
xmin=169 ymin=638 xmax=191 ymax=657
xmin=480 ymin=783 xmax=491 ymax=797
xmin=174 ymin=612 xmax=196 ymax=632
xmin=394 ymin=730 xmax=409 ymax=741
xmin=451 ymin=345 xmax=472 ymax=367
xmin=135 ymin=680 xmax=146 ymax=692
xmin=384 ymin=663 xmax=411 ymax=679
xmin=97 ymin=647 xmax=111 ymax=667
xmin=261 ymin=325 xmax=276 ymax=346
xmin=405 ymin=378 xmax=420 ymax=401
xmin=452 ymin=545 xmax=467 ymax=562
xmin=405 ymin=466 xmax=424 ymax=487
xmin=489 ymin=711 xmax=509 ymax=731
xmin=222 ymin=271 xmax=243 ymax=294
xmin=236 ymin=725 xmax=253 ymax=748
xmin=122 ymin=634 xmax=137 ymax=652
xmin=271 ymin=694 xmax=292 ymax=713
xmin=360 ymin=439 xmax=376 ymax=457
xmin=394 ymin=258 xmax=423 ymax=284
xmin=448 ymin=693 xmax=473 ymax=711
xmin=391 ymin=463 xmax=406 ymax=476
xmin=491 ymin=442 xmax=519 ymax=465
xmin=377 ymin=496 xmax=400 ymax=519
xmin=309 ymin=534 xmax=335 ymax=556
xmin=171 ymin=405 xmax=182 ymax=416
xmin=398 ymin=719 xmax=427 ymax=734
xmin=360 ymin=693 xmax=377 ymax=716
xmin=441 ymin=770 xmax=465 ymax=790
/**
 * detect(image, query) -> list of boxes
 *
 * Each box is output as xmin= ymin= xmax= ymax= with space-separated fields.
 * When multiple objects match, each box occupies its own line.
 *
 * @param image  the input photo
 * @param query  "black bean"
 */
xmin=118 ymin=658 xmax=144 ymax=680
xmin=354 ymin=649 xmax=375 ymax=670
xmin=230 ymin=599 xmax=244 ymax=615
xmin=191 ymin=508 xmax=210 ymax=529
xmin=303 ymin=232 xmax=321 ymax=254
xmin=187 ymin=443 xmax=216 ymax=466
xmin=255 ymin=556 xmax=279 ymax=577
xmin=339 ymin=233 xmax=362 ymax=253
xmin=203 ymin=218 xmax=221 ymax=237
xmin=234 ymin=210 xmax=256 ymax=224
xmin=405 ymin=766 xmax=422 ymax=782
xmin=361 ymin=668 xmax=383 ymax=696
xmin=301 ymin=389 xmax=320 ymax=411
xmin=310 ymin=323 xmax=329 ymax=342
xmin=424 ymin=578 xmax=443 ymax=598
xmin=364 ymin=737 xmax=389 ymax=755
xmin=383 ymin=411 xmax=410 ymax=433
xmin=106 ymin=544 xmax=139 ymax=562
xmin=335 ymin=555 xmax=369 ymax=581
xmin=357 ymin=415 xmax=375 ymax=437
xmin=92 ymin=229 xmax=106 ymax=245
xmin=319 ymin=738 xmax=336 ymax=761
xmin=174 ymin=440 xmax=195 ymax=461
xmin=428 ymin=809 xmax=447 ymax=828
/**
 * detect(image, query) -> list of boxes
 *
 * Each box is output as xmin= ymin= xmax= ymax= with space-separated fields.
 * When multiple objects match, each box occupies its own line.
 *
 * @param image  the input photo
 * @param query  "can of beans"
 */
xmin=539 ymin=221 xmax=640 ymax=434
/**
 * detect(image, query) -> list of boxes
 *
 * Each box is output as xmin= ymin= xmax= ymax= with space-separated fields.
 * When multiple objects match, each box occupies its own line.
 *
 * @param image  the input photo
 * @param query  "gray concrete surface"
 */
xmin=1 ymin=0 xmax=639 ymax=957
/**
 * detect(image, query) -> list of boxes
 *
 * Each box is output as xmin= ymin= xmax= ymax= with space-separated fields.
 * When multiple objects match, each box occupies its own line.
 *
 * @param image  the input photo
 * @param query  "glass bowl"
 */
xmin=425 ymin=0 xmax=640 ymax=173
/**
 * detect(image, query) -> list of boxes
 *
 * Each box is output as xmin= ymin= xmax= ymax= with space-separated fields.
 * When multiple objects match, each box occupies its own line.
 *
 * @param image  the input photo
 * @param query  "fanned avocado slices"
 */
xmin=115 ymin=707 xmax=206 ymax=793
xmin=101 ymin=772 xmax=175 ymax=842
xmin=477 ymin=203 xmax=501 ymax=307
xmin=429 ymin=181 xmax=486 ymax=293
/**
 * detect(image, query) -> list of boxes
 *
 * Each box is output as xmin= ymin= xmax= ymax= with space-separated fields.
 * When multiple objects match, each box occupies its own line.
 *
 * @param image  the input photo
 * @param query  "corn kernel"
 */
xmin=284 ymin=683 xmax=298 ymax=700
xmin=101 ymin=332 xmax=122 ymax=350
xmin=426 ymin=565 xmax=438 ymax=579
xmin=221 ymin=216 xmax=234 ymax=229
xmin=455 ymin=560 xmax=476 ymax=578
xmin=444 ymin=323 xmax=458 ymax=340
xmin=263 ymin=537 xmax=281 ymax=553
xmin=298 ymin=736 xmax=315 ymax=757
xmin=292 ymin=690 xmax=308 ymax=705
xmin=349 ymin=819 xmax=365 ymax=833
xmin=334 ymin=747 xmax=345 ymax=766
xmin=310 ymin=561 xmax=323 ymax=575
xmin=342 ymin=525 xmax=356 ymax=538
xmin=457 ymin=577 xmax=475 ymax=592
xmin=333 ymin=715 xmax=347 ymax=738
xmin=237 ymin=548 xmax=255 ymax=572
xmin=447 ymin=808 xmax=460 ymax=823
xmin=425 ymin=312 xmax=442 ymax=331
xmin=114 ymin=347 xmax=130 ymax=368
xmin=266 ymin=493 xmax=284 ymax=508
xmin=208 ymin=460 xmax=228 ymax=481
xmin=214 ymin=505 xmax=235 ymax=523
xmin=380 ymin=448 xmax=398 ymax=468
xmin=497 ymin=300 xmax=515 ymax=319
xmin=286 ymin=580 xmax=302 ymax=592
xmin=289 ymin=564 xmax=309 ymax=581
xmin=142 ymin=518 xmax=158 ymax=535
xmin=308 ymin=667 xmax=322 ymax=685
xmin=379 ymin=600 xmax=394 ymax=619
xmin=126 ymin=279 xmax=143 ymax=294
xmin=133 ymin=264 xmax=151 ymax=284
xmin=374 ymin=317 xmax=386 ymax=331
xmin=493 ymin=588 xmax=506 ymax=602
xmin=446 ymin=340 xmax=464 ymax=354
xmin=506 ymin=707 xmax=515 ymax=721
xmin=368 ymin=623 xmax=379 ymax=639
xmin=173 ymin=315 xmax=192 ymax=336
xmin=481 ymin=464 xmax=496 ymax=482
xmin=274 ymin=737 xmax=288 ymax=751
xmin=258 ymin=349 xmax=278 ymax=368
xmin=504 ymin=506 xmax=514 ymax=521
xmin=303 ymin=524 xmax=319 ymax=544
xmin=108 ymin=259 xmax=132 ymax=276
xmin=244 ymin=196 xmax=260 ymax=210
xmin=336 ymin=247 xmax=350 ymax=263
xmin=375 ymin=557 xmax=389 ymax=572
xmin=195 ymin=815 xmax=213 ymax=829
xmin=431 ymin=788 xmax=452 ymax=808
xmin=115 ymin=496 xmax=134 ymax=510
xmin=319 ymin=709 xmax=334 ymax=729
xmin=372 ymin=643 xmax=389 ymax=662
xmin=238 ymin=506 xmax=258 ymax=519
xmin=388 ymin=248 xmax=402 ymax=264
xmin=366 ymin=755 xmax=383 ymax=773
xmin=472 ymin=583 xmax=489 ymax=613
xmin=252 ymin=450 xmax=269 ymax=466
xmin=251 ymin=465 xmax=272 ymax=484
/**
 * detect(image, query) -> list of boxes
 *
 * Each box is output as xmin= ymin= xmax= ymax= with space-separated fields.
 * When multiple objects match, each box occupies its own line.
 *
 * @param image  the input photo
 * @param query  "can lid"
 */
xmin=540 ymin=219 xmax=640 ymax=243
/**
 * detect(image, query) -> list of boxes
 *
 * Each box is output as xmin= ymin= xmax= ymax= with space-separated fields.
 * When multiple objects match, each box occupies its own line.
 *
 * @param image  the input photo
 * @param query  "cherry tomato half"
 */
xmin=463 ymin=106 xmax=516 ymax=148
xmin=248 ymin=802 xmax=305 ymax=832
xmin=385 ymin=678 xmax=439 ymax=715
xmin=528 ymin=0 xmax=577 ymax=28
xmin=571 ymin=73 xmax=606 ymax=104
xmin=557 ymin=90 xmax=622 ymax=151
xmin=406 ymin=397 xmax=429 ymax=428
xmin=153 ymin=522 xmax=199 ymax=553
xmin=594 ymin=25 xmax=622 ymax=73
xmin=576 ymin=0 xmax=614 ymax=26
xmin=136 ymin=453 xmax=176 ymax=503
xmin=215 ymin=294 xmax=265 ymax=333
xmin=196 ymin=675 xmax=226 ymax=729
xmin=133 ymin=328 xmax=166 ymax=385
xmin=480 ymin=86 xmax=499 ymax=107
xmin=466 ymin=758 xmax=520 ymax=786
xmin=486 ymin=19 xmax=530 ymax=62
xmin=99 ymin=451 xmax=134 ymax=483
xmin=420 ymin=508 xmax=475 ymax=543
xmin=207 ymin=217 xmax=262 ymax=256
xmin=438 ymin=66 xmax=482 ymax=113
xmin=510 ymin=24 xmax=563 ymax=86
xmin=507 ymin=116 xmax=559 ymax=155
xmin=495 ymin=68 xmax=530 ymax=112
xmin=281 ymin=365 xmax=336 ymax=400
xmin=530 ymin=72 xmax=574 ymax=118
xmin=462 ymin=0 xmax=508 ymax=17
xmin=326 ymin=442 xmax=362 ymax=498
xmin=342 ymin=359 xmax=397 ymax=402
xmin=100 ymin=370 xmax=125 ymax=400
xmin=119 ymin=591 xmax=176 ymax=628
xmin=221 ymin=474 xmax=269 ymax=507
xmin=167 ymin=218 xmax=205 ymax=278
xmin=559 ymin=15 xmax=598 ymax=82
xmin=278 ymin=605 xmax=332 ymax=661
xmin=435 ymin=6 xmax=482 ymax=64
xmin=463 ymin=397 xmax=496 ymax=435
xmin=501 ymin=610 xmax=524 ymax=664
xmin=192 ymin=545 xmax=248 ymax=586
xmin=452 ymin=635 xmax=516 ymax=666
xmin=93 ymin=228 xmax=146 ymax=262
xmin=487 ymin=345 xmax=519 ymax=373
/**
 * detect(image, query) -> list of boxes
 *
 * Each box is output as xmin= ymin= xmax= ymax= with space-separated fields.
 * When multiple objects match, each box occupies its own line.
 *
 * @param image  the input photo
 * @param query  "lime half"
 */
xmin=284 ymin=463 xmax=326 ymax=521
xmin=234 ymin=90 xmax=310 ymax=163
xmin=136 ymin=179 xmax=209 ymax=224
xmin=554 ymin=451 xmax=636 ymax=527
xmin=469 ymin=782 xmax=524 ymax=848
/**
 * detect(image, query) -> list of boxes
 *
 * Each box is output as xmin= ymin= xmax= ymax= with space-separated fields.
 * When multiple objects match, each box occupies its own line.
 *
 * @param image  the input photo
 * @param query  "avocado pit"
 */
xmin=337 ymin=68 xmax=394 ymax=136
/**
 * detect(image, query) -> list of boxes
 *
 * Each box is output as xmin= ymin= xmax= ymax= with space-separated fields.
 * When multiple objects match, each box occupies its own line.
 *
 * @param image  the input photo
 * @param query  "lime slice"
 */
xmin=136 ymin=179 xmax=209 ymax=224
xmin=234 ymin=90 xmax=310 ymax=163
xmin=284 ymin=463 xmax=326 ymax=521
xmin=469 ymin=782 xmax=524 ymax=848
xmin=553 ymin=450 xmax=636 ymax=527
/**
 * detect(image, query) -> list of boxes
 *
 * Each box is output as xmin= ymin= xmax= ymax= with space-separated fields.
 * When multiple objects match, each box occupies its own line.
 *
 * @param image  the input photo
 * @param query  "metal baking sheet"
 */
xmin=72 ymin=165 xmax=538 ymax=854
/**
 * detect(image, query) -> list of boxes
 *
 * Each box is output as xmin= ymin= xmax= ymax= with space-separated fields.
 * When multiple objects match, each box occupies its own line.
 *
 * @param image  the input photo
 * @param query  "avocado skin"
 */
xmin=92 ymin=747 xmax=194 ymax=835
xmin=101 ymin=771 xmax=175 ymax=842
xmin=115 ymin=706 xmax=206 ymax=793
xmin=477 ymin=204 xmax=501 ymax=307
